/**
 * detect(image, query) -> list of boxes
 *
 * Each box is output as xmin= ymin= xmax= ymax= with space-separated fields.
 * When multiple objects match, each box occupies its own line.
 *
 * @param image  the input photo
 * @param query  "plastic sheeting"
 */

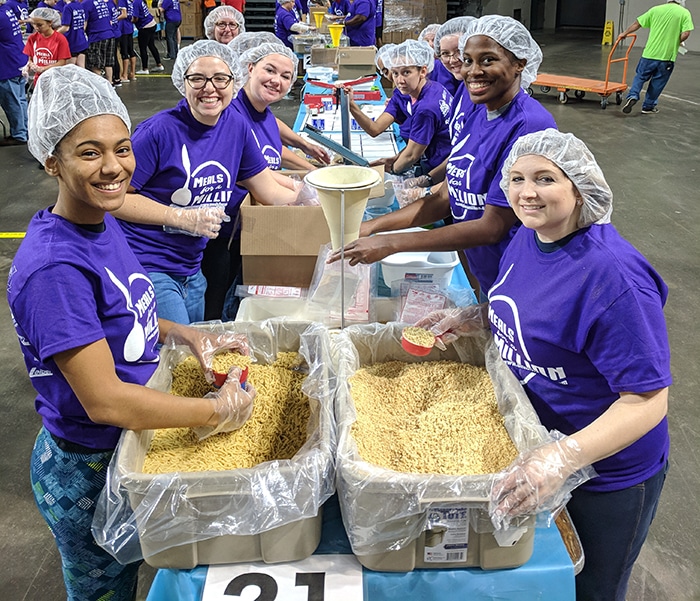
xmin=334 ymin=323 xmax=549 ymax=557
xmin=92 ymin=319 xmax=336 ymax=564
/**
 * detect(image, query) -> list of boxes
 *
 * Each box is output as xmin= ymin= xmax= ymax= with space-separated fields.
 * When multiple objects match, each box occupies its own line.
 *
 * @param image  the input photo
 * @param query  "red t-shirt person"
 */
xmin=23 ymin=26 xmax=71 ymax=86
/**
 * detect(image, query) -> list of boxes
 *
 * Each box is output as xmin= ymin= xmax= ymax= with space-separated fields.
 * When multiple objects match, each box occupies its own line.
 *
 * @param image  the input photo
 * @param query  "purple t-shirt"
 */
xmin=120 ymin=99 xmax=268 ymax=277
xmin=119 ymin=0 xmax=134 ymax=35
xmin=0 ymin=5 xmax=27 ymax=80
xmin=133 ymin=0 xmax=154 ymax=30
xmin=161 ymin=0 xmax=180 ymax=23
xmin=83 ymin=0 xmax=114 ymax=43
xmin=488 ymin=224 xmax=671 ymax=492
xmin=429 ymin=58 xmax=460 ymax=97
xmin=446 ymin=88 xmax=556 ymax=291
xmin=7 ymin=211 xmax=160 ymax=449
xmin=345 ymin=0 xmax=374 ymax=46
xmin=232 ymin=88 xmax=283 ymax=171
xmin=374 ymin=0 xmax=383 ymax=28
xmin=384 ymin=80 xmax=452 ymax=171
xmin=328 ymin=0 xmax=348 ymax=16
xmin=110 ymin=0 xmax=122 ymax=37
xmin=61 ymin=3 xmax=89 ymax=53
xmin=275 ymin=5 xmax=297 ymax=49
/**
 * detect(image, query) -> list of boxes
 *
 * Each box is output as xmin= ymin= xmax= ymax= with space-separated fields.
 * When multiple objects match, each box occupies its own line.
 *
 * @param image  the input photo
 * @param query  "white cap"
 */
xmin=434 ymin=16 xmax=477 ymax=55
xmin=386 ymin=40 xmax=435 ymax=73
xmin=28 ymin=65 xmax=130 ymax=166
xmin=239 ymin=42 xmax=299 ymax=83
xmin=204 ymin=6 xmax=246 ymax=40
xmin=228 ymin=31 xmax=281 ymax=54
xmin=30 ymin=7 xmax=62 ymax=28
xmin=171 ymin=40 xmax=245 ymax=97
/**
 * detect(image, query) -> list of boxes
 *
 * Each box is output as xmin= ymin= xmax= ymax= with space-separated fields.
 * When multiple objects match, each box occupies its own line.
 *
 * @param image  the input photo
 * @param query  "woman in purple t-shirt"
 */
xmin=9 ymin=65 xmax=255 ymax=601
xmin=422 ymin=129 xmax=671 ymax=601
xmin=112 ymin=41 xmax=303 ymax=325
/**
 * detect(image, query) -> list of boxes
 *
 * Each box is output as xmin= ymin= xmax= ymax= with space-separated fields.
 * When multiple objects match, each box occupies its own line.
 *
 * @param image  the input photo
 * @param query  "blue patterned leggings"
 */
xmin=30 ymin=427 xmax=141 ymax=601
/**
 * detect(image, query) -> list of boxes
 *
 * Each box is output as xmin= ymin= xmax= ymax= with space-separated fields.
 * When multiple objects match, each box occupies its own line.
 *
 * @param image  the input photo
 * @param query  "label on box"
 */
xmin=423 ymin=506 xmax=470 ymax=563
xmin=245 ymin=286 xmax=304 ymax=298
xmin=202 ymin=555 xmax=363 ymax=600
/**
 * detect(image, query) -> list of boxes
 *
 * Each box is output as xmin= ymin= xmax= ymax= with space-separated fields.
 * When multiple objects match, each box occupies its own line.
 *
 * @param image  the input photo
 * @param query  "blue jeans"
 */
xmin=626 ymin=57 xmax=675 ymax=110
xmin=149 ymin=269 xmax=207 ymax=324
xmin=165 ymin=20 xmax=181 ymax=59
xmin=0 ymin=76 xmax=28 ymax=141
xmin=568 ymin=462 xmax=668 ymax=601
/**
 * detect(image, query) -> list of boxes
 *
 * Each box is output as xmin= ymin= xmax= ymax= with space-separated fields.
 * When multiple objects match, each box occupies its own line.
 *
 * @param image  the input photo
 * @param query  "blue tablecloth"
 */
xmin=146 ymin=495 xmax=575 ymax=601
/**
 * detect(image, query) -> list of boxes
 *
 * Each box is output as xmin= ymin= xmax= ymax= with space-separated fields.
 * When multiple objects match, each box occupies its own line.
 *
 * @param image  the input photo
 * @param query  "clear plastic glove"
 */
xmin=164 ymin=325 xmax=250 ymax=384
xmin=402 ymin=174 xmax=431 ymax=188
xmin=193 ymin=367 xmax=256 ymax=440
xmin=164 ymin=205 xmax=230 ymax=239
xmin=489 ymin=434 xmax=597 ymax=531
xmin=291 ymin=182 xmax=320 ymax=206
xmin=394 ymin=183 xmax=429 ymax=208
xmin=414 ymin=304 xmax=488 ymax=350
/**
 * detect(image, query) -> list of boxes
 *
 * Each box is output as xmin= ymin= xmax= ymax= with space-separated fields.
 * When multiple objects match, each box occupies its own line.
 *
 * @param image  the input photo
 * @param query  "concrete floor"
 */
xmin=0 ymin=31 xmax=698 ymax=600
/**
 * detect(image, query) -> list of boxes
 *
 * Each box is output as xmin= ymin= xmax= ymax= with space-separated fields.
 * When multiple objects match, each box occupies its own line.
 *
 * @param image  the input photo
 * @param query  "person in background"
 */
xmin=204 ymin=4 xmax=245 ymax=45
xmin=327 ymin=0 xmax=347 ymax=19
xmin=274 ymin=0 xmax=312 ymax=50
xmin=348 ymin=40 xmax=452 ymax=177
xmin=201 ymin=41 xmax=320 ymax=322
xmin=9 ymin=64 xmax=255 ymax=601
xmin=374 ymin=0 xmax=382 ymax=46
xmin=58 ymin=0 xmax=88 ymax=69
xmin=117 ymin=0 xmax=136 ymax=81
xmin=431 ymin=16 xmax=475 ymax=97
xmin=0 ymin=0 xmax=28 ymax=147
xmin=221 ymin=0 xmax=245 ymax=12
xmin=133 ymin=0 xmax=164 ymax=74
xmin=344 ymin=0 xmax=374 ymax=47
xmin=202 ymin=0 xmax=215 ymax=17
xmin=422 ymin=129 xmax=671 ymax=601
xmin=110 ymin=41 xmax=304 ymax=325
xmin=83 ymin=0 xmax=116 ymax=83
xmin=159 ymin=0 xmax=181 ymax=60
xmin=109 ymin=0 xmax=126 ymax=87
xmin=619 ymin=0 xmax=693 ymax=115
xmin=373 ymin=41 xmax=395 ymax=82
xmin=23 ymin=8 xmax=71 ymax=89
xmin=328 ymin=16 xmax=556 ymax=300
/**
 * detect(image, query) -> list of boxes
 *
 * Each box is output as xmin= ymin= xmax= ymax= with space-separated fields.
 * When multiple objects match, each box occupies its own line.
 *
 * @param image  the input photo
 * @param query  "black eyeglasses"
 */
xmin=439 ymin=51 xmax=462 ymax=62
xmin=184 ymin=74 xmax=235 ymax=90
xmin=215 ymin=21 xmax=240 ymax=30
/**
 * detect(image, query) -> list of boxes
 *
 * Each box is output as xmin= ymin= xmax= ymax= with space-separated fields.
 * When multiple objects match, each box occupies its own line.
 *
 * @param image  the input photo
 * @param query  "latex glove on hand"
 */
xmin=401 ymin=174 xmax=431 ymax=188
xmin=489 ymin=436 xmax=596 ymax=531
xmin=164 ymin=325 xmax=250 ymax=384
xmin=194 ymin=367 xmax=256 ymax=440
xmin=166 ymin=205 xmax=230 ymax=239
xmin=414 ymin=304 xmax=489 ymax=350
xmin=291 ymin=182 xmax=320 ymax=206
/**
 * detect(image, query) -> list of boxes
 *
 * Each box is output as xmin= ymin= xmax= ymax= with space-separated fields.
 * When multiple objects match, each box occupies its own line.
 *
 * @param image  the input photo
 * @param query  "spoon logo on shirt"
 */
xmin=170 ymin=144 xmax=233 ymax=207
xmin=251 ymin=130 xmax=282 ymax=170
xmin=105 ymin=268 xmax=159 ymax=364
xmin=439 ymin=90 xmax=451 ymax=120
xmin=488 ymin=264 xmax=569 ymax=386
xmin=447 ymin=133 xmax=486 ymax=220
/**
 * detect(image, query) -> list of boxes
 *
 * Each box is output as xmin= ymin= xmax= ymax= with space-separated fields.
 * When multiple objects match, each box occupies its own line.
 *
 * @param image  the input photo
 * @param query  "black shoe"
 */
xmin=641 ymin=106 xmax=659 ymax=114
xmin=0 ymin=136 xmax=27 ymax=146
xmin=622 ymin=98 xmax=637 ymax=114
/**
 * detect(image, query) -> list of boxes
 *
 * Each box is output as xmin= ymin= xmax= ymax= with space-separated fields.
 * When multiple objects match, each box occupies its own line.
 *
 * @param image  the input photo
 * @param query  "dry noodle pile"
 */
xmin=142 ymin=351 xmax=310 ymax=473
xmin=349 ymin=361 xmax=518 ymax=475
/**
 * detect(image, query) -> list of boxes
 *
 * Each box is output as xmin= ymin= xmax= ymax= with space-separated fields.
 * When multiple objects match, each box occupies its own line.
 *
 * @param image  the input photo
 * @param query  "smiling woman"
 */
xmin=8 ymin=64 xmax=255 ymax=601
xmin=109 ymin=40 xmax=303 ymax=325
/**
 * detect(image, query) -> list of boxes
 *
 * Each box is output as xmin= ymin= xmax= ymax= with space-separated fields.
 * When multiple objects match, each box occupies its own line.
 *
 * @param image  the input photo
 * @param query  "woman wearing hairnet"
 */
xmin=329 ymin=16 xmax=556 ymax=299
xmin=8 ymin=65 xmax=256 ymax=600
xmin=111 ymin=41 xmax=302 ymax=325
xmin=205 ymin=5 xmax=245 ymax=45
xmin=347 ymin=39 xmax=453 ymax=177
xmin=23 ymin=8 xmax=71 ymax=87
xmin=200 ymin=42 xmax=322 ymax=322
xmin=422 ymin=129 xmax=671 ymax=601
xmin=430 ymin=16 xmax=476 ymax=96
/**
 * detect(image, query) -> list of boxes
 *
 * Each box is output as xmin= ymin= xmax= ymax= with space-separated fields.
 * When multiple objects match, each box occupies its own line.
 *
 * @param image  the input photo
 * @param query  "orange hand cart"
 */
xmin=529 ymin=34 xmax=637 ymax=109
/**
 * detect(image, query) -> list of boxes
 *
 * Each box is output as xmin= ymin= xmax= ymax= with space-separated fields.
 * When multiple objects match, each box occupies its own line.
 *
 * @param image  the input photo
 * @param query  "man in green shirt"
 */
xmin=618 ymin=0 xmax=693 ymax=114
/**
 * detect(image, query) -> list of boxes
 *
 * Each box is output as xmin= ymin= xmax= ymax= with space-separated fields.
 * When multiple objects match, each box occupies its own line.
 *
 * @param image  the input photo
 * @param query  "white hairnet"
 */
xmin=459 ymin=15 xmax=542 ymax=89
xmin=30 ymin=7 xmax=62 ymax=28
xmin=28 ymin=65 xmax=130 ymax=166
xmin=500 ymin=128 xmax=613 ymax=228
xmin=386 ymin=40 xmax=435 ymax=73
xmin=669 ymin=0 xmax=686 ymax=7
xmin=171 ymin=40 xmax=245 ymax=97
xmin=239 ymin=42 xmax=299 ymax=83
xmin=434 ymin=16 xmax=476 ymax=55
xmin=204 ymin=6 xmax=246 ymax=40
xmin=418 ymin=23 xmax=440 ymax=46
xmin=228 ymin=31 xmax=281 ymax=54
xmin=375 ymin=43 xmax=396 ymax=69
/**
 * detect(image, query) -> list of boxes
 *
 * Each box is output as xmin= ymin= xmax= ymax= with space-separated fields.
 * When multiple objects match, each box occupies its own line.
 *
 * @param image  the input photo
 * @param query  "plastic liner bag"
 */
xmin=92 ymin=319 xmax=336 ymax=565
xmin=333 ymin=322 xmax=591 ymax=557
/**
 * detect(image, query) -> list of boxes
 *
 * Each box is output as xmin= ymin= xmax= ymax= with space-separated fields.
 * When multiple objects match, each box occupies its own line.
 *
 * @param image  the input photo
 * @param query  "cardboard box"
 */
xmin=241 ymin=167 xmax=385 ymax=287
xmin=310 ymin=46 xmax=338 ymax=67
xmin=337 ymin=46 xmax=377 ymax=81
xmin=180 ymin=12 xmax=204 ymax=39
